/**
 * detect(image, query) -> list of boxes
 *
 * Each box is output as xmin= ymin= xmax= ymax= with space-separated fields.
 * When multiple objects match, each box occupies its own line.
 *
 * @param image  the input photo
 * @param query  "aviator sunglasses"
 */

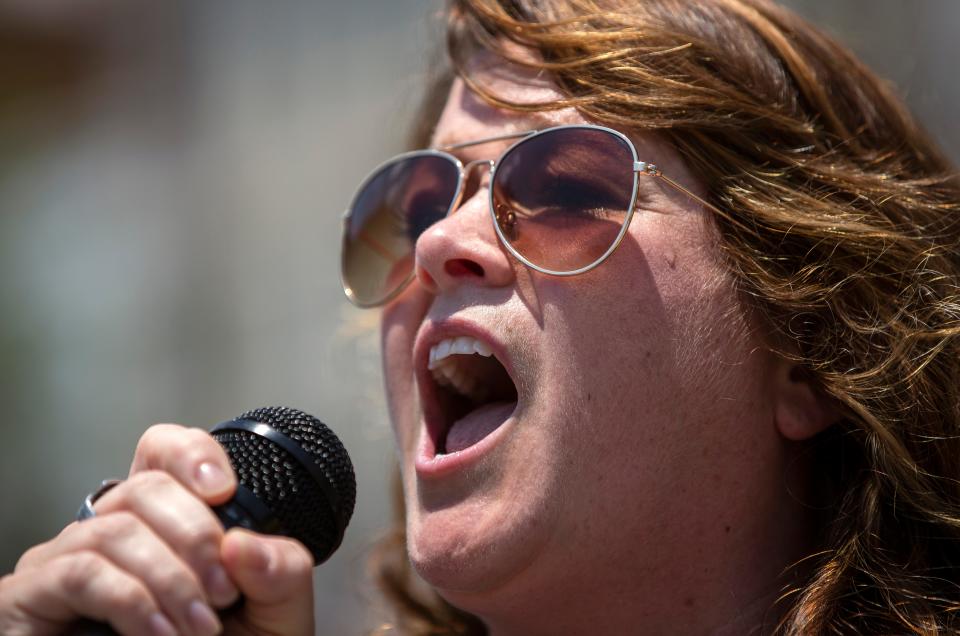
xmin=340 ymin=124 xmax=720 ymax=307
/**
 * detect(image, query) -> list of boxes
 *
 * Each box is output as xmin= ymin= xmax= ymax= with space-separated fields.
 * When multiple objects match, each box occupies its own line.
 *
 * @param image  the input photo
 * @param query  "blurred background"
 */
xmin=1 ymin=1 xmax=957 ymax=633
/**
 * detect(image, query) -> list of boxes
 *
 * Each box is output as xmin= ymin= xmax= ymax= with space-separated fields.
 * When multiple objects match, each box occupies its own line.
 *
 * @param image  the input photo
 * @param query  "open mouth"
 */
xmin=425 ymin=335 xmax=518 ymax=455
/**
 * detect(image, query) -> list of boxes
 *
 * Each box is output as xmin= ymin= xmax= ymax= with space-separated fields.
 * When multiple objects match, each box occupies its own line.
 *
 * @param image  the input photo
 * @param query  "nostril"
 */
xmin=445 ymin=259 xmax=485 ymax=278
xmin=418 ymin=267 xmax=438 ymax=290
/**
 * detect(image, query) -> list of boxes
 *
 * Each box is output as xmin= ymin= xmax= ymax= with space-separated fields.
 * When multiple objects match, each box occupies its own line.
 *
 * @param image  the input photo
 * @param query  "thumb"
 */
xmin=220 ymin=528 xmax=315 ymax=636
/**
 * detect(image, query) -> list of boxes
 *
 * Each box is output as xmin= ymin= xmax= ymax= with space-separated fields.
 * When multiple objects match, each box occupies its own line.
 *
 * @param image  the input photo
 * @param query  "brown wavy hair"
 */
xmin=369 ymin=0 xmax=960 ymax=633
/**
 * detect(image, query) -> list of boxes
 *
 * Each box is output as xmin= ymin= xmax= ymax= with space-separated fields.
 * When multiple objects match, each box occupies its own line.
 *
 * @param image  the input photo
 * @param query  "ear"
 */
xmin=774 ymin=362 xmax=841 ymax=441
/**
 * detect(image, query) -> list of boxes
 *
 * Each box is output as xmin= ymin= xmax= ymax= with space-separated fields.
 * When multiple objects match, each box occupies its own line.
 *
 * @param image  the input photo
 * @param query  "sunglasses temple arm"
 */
xmin=440 ymin=129 xmax=539 ymax=151
xmin=655 ymin=172 xmax=728 ymax=217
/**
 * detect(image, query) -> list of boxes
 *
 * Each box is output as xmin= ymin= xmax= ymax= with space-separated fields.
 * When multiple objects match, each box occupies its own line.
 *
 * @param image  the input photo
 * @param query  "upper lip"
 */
xmin=413 ymin=317 xmax=518 ymax=450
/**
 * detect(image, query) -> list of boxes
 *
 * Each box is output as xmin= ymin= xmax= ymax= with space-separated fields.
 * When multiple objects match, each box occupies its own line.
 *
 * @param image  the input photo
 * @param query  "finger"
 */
xmin=221 ymin=529 xmax=315 ymax=636
xmin=130 ymin=424 xmax=236 ymax=503
xmin=0 ymin=551 xmax=179 ymax=636
xmin=95 ymin=470 xmax=240 ymax=607
xmin=15 ymin=512 xmax=225 ymax=636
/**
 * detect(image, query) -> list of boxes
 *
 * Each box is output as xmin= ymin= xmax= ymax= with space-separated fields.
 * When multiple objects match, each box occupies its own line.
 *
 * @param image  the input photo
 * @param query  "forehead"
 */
xmin=430 ymin=58 xmax=582 ymax=150
xmin=430 ymin=64 xmax=688 ymax=181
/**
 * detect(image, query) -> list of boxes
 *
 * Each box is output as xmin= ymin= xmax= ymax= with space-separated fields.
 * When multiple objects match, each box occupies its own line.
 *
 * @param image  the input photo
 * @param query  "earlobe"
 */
xmin=774 ymin=364 xmax=841 ymax=441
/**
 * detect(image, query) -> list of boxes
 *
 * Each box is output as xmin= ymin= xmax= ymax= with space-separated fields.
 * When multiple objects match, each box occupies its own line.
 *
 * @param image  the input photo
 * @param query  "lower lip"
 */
xmin=414 ymin=407 xmax=516 ymax=479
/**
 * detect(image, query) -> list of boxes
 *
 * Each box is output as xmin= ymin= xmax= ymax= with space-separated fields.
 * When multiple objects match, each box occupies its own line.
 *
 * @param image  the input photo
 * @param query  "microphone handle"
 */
xmin=69 ymin=604 xmax=245 ymax=636
xmin=66 ymin=619 xmax=115 ymax=636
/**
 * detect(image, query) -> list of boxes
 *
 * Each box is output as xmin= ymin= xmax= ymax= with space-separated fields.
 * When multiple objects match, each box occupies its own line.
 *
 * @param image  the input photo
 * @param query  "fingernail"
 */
xmin=188 ymin=599 xmax=221 ymax=636
xmin=149 ymin=612 xmax=177 ymax=636
xmin=205 ymin=563 xmax=239 ymax=607
xmin=195 ymin=462 xmax=230 ymax=496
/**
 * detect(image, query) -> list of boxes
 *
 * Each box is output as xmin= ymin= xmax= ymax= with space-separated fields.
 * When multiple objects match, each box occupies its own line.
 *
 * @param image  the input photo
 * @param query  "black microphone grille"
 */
xmin=211 ymin=406 xmax=356 ymax=563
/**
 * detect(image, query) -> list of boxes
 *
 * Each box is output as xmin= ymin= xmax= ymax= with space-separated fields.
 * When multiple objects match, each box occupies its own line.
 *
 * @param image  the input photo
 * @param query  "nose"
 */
xmin=413 ymin=160 xmax=515 ymax=297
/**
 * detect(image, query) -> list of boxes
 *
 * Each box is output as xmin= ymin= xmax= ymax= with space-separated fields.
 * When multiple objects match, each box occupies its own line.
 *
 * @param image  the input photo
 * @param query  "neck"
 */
xmin=472 ymin=565 xmax=804 ymax=636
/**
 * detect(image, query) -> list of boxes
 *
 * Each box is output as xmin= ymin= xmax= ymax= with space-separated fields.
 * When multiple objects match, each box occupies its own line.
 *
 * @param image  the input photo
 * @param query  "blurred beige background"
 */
xmin=1 ymin=1 xmax=957 ymax=633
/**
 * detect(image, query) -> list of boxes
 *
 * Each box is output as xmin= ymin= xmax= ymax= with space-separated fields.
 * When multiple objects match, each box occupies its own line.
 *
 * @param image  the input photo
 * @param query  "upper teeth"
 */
xmin=429 ymin=336 xmax=495 ymax=402
xmin=428 ymin=336 xmax=493 ymax=370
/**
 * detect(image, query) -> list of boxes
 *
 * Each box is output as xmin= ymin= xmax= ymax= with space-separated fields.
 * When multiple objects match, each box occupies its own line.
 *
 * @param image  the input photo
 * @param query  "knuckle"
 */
xmin=111 ymin=580 xmax=153 ymax=614
xmin=14 ymin=542 xmax=47 ymax=571
xmin=101 ymin=471 xmax=178 ymax=513
xmin=133 ymin=425 xmax=231 ymax=489
xmin=181 ymin=428 xmax=229 ymax=465
xmin=134 ymin=423 xmax=184 ymax=460
xmin=130 ymin=469 xmax=177 ymax=493
xmin=181 ymin=518 xmax=221 ymax=549
xmin=60 ymin=551 xmax=105 ymax=596
xmin=182 ymin=426 xmax=220 ymax=450
xmin=153 ymin=564 xmax=199 ymax=601
xmin=90 ymin=511 xmax=140 ymax=542
xmin=58 ymin=552 xmax=156 ymax=616
xmin=150 ymin=567 xmax=181 ymax=596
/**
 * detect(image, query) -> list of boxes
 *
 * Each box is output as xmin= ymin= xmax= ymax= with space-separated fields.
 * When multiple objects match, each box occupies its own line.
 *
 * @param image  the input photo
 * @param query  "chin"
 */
xmin=403 ymin=466 xmax=555 ymax=596
xmin=407 ymin=518 xmax=501 ymax=592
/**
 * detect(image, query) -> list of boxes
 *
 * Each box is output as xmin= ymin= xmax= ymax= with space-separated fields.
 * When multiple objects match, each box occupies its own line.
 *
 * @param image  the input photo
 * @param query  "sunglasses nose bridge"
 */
xmin=461 ymin=159 xmax=495 ymax=187
xmin=444 ymin=158 xmax=495 ymax=219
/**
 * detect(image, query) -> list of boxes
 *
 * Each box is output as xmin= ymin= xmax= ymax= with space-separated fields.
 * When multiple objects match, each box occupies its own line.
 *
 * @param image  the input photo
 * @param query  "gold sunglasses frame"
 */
xmin=341 ymin=124 xmax=722 ymax=307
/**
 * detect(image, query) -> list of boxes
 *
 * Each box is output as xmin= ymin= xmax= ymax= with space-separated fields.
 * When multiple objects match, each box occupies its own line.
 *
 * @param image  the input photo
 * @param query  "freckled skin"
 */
xmin=379 ymin=61 xmax=822 ymax=635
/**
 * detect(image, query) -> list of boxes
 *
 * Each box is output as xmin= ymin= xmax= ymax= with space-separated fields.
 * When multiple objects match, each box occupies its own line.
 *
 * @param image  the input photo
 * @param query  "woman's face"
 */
xmin=379 ymin=62 xmax=802 ymax=629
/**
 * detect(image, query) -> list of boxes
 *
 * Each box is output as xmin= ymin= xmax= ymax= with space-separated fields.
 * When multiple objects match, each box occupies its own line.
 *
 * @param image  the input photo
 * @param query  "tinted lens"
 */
xmin=342 ymin=154 xmax=460 ymax=305
xmin=492 ymin=128 xmax=635 ymax=273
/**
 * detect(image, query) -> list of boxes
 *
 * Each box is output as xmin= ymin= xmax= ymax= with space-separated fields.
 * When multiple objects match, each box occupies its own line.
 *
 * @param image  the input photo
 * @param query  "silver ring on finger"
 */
xmin=76 ymin=479 xmax=124 ymax=522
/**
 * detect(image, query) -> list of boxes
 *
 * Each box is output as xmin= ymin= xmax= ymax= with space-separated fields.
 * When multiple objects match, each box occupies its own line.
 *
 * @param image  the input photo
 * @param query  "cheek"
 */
xmin=532 ymin=228 xmax=678 ymax=423
xmin=531 ymin=214 xmax=770 ymax=514
xmin=380 ymin=290 xmax=430 ymax=457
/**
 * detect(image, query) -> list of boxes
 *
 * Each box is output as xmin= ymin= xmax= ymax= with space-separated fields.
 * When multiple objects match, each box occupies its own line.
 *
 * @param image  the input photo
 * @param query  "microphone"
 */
xmin=209 ymin=405 xmax=356 ymax=562
xmin=71 ymin=406 xmax=356 ymax=635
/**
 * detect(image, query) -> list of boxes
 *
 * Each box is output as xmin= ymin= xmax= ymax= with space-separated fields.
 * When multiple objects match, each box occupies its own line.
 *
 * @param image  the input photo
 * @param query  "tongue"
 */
xmin=444 ymin=400 xmax=515 ymax=454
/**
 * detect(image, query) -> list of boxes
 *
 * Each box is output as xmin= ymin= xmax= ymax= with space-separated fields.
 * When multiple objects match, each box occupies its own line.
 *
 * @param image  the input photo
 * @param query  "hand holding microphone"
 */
xmin=0 ymin=407 xmax=355 ymax=636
